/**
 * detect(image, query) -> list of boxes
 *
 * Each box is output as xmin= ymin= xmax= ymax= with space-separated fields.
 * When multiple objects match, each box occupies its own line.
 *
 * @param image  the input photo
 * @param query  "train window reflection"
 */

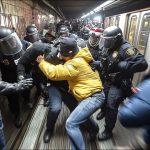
xmin=138 ymin=14 xmax=150 ymax=55
xmin=109 ymin=17 xmax=115 ymax=26
xmin=115 ymin=16 xmax=120 ymax=27
xmin=127 ymin=15 xmax=137 ymax=44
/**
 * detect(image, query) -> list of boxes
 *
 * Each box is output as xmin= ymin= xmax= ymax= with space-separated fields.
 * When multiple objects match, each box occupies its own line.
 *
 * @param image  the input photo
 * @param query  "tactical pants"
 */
xmin=104 ymin=85 xmax=124 ymax=131
xmin=7 ymin=93 xmax=20 ymax=118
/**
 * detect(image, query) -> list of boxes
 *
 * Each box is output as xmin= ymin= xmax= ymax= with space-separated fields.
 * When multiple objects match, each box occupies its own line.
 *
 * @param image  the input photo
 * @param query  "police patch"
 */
xmin=27 ymin=43 xmax=33 ymax=50
xmin=112 ymin=51 xmax=118 ymax=58
xmin=126 ymin=48 xmax=135 ymax=56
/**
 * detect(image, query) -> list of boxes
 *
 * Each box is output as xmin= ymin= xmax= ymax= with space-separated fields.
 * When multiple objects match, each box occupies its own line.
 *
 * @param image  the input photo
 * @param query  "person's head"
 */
xmin=45 ymin=31 xmax=56 ymax=42
xmin=0 ymin=26 xmax=22 ymax=56
xmin=58 ymin=25 xmax=69 ymax=37
xmin=100 ymin=26 xmax=123 ymax=50
xmin=26 ymin=25 xmax=39 ymax=43
xmin=88 ymin=27 xmax=103 ymax=47
xmin=58 ymin=37 xmax=79 ymax=61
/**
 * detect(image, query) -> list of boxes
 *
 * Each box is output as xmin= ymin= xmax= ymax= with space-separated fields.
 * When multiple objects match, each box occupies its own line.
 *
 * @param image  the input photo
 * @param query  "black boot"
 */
xmin=96 ymin=111 xmax=105 ymax=120
xmin=89 ymin=123 xmax=99 ymax=141
xmin=15 ymin=115 xmax=22 ymax=128
xmin=43 ymin=129 xmax=53 ymax=143
xmin=98 ymin=129 xmax=112 ymax=141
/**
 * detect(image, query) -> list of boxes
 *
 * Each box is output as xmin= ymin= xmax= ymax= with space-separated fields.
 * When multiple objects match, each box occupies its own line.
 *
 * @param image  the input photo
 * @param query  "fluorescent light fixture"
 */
xmin=81 ymin=0 xmax=114 ymax=19
xmin=94 ymin=0 xmax=114 ymax=12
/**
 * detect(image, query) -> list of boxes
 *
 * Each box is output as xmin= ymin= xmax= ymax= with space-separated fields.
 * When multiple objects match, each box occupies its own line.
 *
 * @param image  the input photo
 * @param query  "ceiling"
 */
xmin=39 ymin=0 xmax=150 ymax=19
xmin=47 ymin=0 xmax=106 ymax=18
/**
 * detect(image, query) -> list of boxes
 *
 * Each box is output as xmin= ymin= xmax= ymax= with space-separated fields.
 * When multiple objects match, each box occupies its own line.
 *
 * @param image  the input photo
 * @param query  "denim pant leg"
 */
xmin=46 ymin=86 xmax=62 ymax=131
xmin=66 ymin=92 xmax=105 ymax=150
xmin=0 ymin=113 xmax=5 ymax=150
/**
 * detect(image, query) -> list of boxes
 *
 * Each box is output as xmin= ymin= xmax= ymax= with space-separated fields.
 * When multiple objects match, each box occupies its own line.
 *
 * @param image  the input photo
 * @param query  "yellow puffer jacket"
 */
xmin=39 ymin=47 xmax=103 ymax=101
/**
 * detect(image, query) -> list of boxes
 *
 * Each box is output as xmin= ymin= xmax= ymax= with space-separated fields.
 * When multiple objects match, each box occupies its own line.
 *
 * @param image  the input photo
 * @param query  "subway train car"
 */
xmin=0 ymin=0 xmax=150 ymax=150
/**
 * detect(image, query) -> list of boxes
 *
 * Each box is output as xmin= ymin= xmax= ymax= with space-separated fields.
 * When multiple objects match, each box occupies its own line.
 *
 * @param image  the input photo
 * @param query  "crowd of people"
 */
xmin=0 ymin=18 xmax=149 ymax=150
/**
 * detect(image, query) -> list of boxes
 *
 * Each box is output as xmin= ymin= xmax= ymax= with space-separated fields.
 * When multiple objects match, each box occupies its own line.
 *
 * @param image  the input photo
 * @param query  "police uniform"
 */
xmin=0 ymin=26 xmax=32 ymax=128
xmin=98 ymin=39 xmax=148 ymax=140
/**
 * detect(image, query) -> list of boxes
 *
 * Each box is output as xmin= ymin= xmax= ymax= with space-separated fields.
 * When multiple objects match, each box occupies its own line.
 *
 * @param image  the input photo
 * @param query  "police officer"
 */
xmin=55 ymin=25 xmax=86 ymax=48
xmin=0 ymin=26 xmax=32 ymax=128
xmin=24 ymin=25 xmax=40 ymax=43
xmin=0 ymin=78 xmax=33 ymax=150
xmin=93 ymin=26 xmax=148 ymax=140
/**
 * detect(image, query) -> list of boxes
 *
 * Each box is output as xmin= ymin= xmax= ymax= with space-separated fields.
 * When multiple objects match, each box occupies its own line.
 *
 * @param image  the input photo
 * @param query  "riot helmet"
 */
xmin=26 ymin=25 xmax=39 ymax=43
xmin=88 ymin=27 xmax=103 ymax=47
xmin=100 ymin=26 xmax=123 ymax=49
xmin=0 ymin=26 xmax=22 ymax=56
xmin=58 ymin=25 xmax=69 ymax=37
xmin=59 ymin=37 xmax=79 ymax=58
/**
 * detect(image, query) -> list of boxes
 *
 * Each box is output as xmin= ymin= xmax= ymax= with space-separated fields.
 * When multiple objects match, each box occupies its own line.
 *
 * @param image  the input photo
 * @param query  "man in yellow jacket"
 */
xmin=37 ymin=37 xmax=105 ymax=150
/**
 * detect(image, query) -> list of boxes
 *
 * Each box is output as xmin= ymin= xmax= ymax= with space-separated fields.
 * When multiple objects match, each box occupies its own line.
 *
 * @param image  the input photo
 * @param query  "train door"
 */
xmin=136 ymin=10 xmax=150 ymax=83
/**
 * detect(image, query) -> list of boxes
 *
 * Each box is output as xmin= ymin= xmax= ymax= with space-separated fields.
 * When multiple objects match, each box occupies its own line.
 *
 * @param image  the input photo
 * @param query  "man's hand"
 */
xmin=36 ymin=55 xmax=44 ymax=63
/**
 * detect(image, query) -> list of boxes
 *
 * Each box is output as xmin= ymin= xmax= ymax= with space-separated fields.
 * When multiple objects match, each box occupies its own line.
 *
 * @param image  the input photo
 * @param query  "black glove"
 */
xmin=17 ymin=75 xmax=25 ymax=82
xmin=15 ymin=78 xmax=33 ymax=91
xmin=44 ymin=46 xmax=63 ymax=65
xmin=89 ymin=60 xmax=103 ymax=71
xmin=118 ymin=61 xmax=128 ymax=72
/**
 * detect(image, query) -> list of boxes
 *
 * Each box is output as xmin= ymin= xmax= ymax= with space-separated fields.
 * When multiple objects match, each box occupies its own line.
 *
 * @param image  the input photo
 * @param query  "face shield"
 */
xmin=27 ymin=31 xmax=40 ymax=43
xmin=99 ymin=35 xmax=117 ymax=49
xmin=0 ymin=32 xmax=22 ymax=56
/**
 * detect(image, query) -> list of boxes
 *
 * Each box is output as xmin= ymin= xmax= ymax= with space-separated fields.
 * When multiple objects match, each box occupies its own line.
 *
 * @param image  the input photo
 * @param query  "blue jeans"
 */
xmin=46 ymin=85 xmax=78 ymax=131
xmin=119 ymin=78 xmax=150 ymax=144
xmin=65 ymin=91 xmax=105 ymax=150
xmin=0 ymin=112 xmax=5 ymax=150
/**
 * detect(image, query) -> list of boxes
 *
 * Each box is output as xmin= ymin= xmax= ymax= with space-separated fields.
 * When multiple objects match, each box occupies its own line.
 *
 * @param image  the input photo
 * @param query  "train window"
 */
xmin=109 ymin=17 xmax=115 ymax=26
xmin=127 ymin=15 xmax=137 ymax=44
xmin=138 ymin=14 xmax=150 ymax=54
xmin=115 ymin=16 xmax=120 ymax=27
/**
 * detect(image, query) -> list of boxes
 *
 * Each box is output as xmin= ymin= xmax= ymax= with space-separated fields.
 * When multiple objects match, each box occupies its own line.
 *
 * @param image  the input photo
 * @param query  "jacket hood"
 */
xmin=73 ymin=47 xmax=93 ymax=63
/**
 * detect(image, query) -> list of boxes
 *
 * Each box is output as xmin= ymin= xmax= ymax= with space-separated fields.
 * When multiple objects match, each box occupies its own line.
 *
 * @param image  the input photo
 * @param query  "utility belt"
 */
xmin=109 ymin=72 xmax=132 ymax=90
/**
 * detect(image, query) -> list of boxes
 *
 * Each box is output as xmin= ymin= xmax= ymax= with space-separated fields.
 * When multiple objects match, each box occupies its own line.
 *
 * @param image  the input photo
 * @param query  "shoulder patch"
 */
xmin=126 ymin=48 xmax=135 ymax=56
xmin=26 ymin=43 xmax=33 ymax=50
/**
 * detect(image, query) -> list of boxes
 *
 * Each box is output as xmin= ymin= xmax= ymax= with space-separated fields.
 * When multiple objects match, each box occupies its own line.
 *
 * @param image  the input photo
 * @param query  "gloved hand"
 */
xmin=15 ymin=78 xmax=33 ymax=91
xmin=44 ymin=46 xmax=63 ymax=65
xmin=17 ymin=75 xmax=25 ymax=82
xmin=89 ymin=60 xmax=103 ymax=71
xmin=118 ymin=61 xmax=128 ymax=72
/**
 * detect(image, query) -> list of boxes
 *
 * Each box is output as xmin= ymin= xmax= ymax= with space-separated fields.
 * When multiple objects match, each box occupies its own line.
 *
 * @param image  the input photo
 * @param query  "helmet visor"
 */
xmin=0 ymin=32 xmax=22 ymax=55
xmin=100 ymin=36 xmax=117 ymax=49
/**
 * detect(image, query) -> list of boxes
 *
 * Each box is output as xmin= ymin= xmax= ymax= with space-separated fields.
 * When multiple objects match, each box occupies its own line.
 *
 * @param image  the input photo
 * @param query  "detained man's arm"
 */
xmin=37 ymin=56 xmax=79 ymax=80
